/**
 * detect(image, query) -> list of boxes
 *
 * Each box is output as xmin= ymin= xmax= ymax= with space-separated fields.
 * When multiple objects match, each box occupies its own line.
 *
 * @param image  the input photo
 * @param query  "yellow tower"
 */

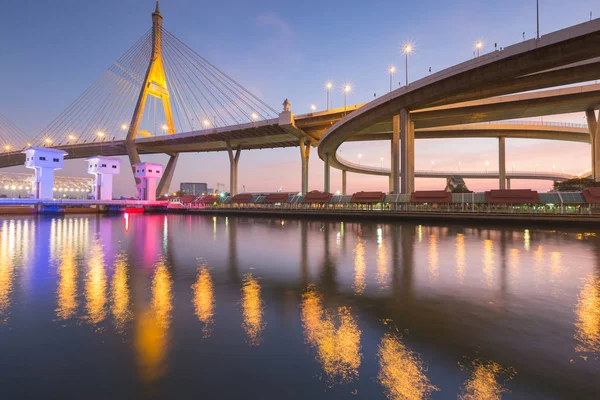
xmin=126 ymin=1 xmax=175 ymax=160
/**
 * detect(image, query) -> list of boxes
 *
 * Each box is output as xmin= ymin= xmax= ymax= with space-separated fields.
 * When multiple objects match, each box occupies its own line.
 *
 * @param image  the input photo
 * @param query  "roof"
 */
xmin=410 ymin=191 xmax=452 ymax=203
xmin=230 ymin=193 xmax=253 ymax=203
xmin=132 ymin=162 xmax=163 ymax=168
xmin=485 ymin=189 xmax=540 ymax=204
xmin=351 ymin=191 xmax=385 ymax=203
xmin=303 ymin=191 xmax=333 ymax=203
xmin=84 ymin=155 xmax=122 ymax=162
xmin=196 ymin=195 xmax=218 ymax=204
xmin=582 ymin=187 xmax=600 ymax=204
xmin=263 ymin=193 xmax=290 ymax=203
xmin=22 ymin=147 xmax=68 ymax=155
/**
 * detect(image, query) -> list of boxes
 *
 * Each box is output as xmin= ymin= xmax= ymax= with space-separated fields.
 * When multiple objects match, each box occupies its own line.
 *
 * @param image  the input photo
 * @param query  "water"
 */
xmin=0 ymin=214 xmax=599 ymax=399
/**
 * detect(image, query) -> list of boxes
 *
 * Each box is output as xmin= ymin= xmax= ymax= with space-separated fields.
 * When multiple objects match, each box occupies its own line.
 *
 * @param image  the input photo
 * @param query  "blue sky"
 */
xmin=1 ymin=0 xmax=599 ymax=195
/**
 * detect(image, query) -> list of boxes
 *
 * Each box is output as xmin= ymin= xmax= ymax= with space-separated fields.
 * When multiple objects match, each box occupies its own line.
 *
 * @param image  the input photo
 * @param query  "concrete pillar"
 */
xmin=586 ymin=109 xmax=600 ymax=181
xmin=391 ymin=114 xmax=400 ymax=193
xmin=324 ymin=153 xmax=330 ymax=193
xmin=157 ymin=153 xmax=179 ymax=198
xmin=499 ymin=137 xmax=506 ymax=189
xmin=299 ymin=138 xmax=311 ymax=195
xmin=342 ymin=170 xmax=347 ymax=195
xmin=227 ymin=142 xmax=241 ymax=196
xmin=400 ymin=109 xmax=415 ymax=194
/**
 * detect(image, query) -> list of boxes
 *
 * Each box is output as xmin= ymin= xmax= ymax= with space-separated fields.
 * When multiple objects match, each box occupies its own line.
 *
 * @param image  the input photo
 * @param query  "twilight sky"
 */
xmin=1 ymin=0 xmax=599 ymax=196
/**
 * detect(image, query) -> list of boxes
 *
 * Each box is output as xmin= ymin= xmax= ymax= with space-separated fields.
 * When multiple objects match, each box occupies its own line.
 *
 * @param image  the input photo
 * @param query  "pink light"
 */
xmin=124 ymin=212 xmax=129 ymax=233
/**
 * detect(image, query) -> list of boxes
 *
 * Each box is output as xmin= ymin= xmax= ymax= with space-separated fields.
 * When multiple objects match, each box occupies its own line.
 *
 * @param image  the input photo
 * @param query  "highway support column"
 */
xmin=400 ymin=109 xmax=415 ymax=194
xmin=324 ymin=153 xmax=330 ymax=193
xmin=227 ymin=142 xmax=241 ymax=196
xmin=586 ymin=109 xmax=600 ymax=182
xmin=499 ymin=137 xmax=506 ymax=190
xmin=342 ymin=170 xmax=347 ymax=195
xmin=300 ymin=138 xmax=311 ymax=195
xmin=391 ymin=114 xmax=400 ymax=194
xmin=157 ymin=152 xmax=179 ymax=198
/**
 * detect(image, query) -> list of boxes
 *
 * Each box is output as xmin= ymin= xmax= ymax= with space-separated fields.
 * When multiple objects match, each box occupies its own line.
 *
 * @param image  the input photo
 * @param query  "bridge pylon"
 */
xmin=126 ymin=1 xmax=176 ymax=198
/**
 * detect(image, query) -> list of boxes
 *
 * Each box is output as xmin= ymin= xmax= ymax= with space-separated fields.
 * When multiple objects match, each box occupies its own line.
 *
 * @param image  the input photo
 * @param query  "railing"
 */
xmin=0 ymin=198 xmax=167 ymax=206
xmin=473 ymin=120 xmax=588 ymax=129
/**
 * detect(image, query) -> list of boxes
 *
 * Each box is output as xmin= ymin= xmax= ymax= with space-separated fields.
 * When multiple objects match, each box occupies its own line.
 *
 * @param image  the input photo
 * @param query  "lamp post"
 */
xmin=431 ymin=161 xmax=435 ymax=171
xmin=485 ymin=160 xmax=489 ymax=173
xmin=536 ymin=0 xmax=540 ymax=39
xmin=311 ymin=104 xmax=316 ymax=112
xmin=325 ymin=82 xmax=333 ymax=110
xmin=358 ymin=153 xmax=362 ymax=166
xmin=403 ymin=44 xmax=412 ymax=86
xmin=380 ymin=157 xmax=384 ymax=169
xmin=388 ymin=66 xmax=395 ymax=92
xmin=458 ymin=161 xmax=462 ymax=171
xmin=343 ymin=84 xmax=351 ymax=113
xmin=475 ymin=41 xmax=483 ymax=57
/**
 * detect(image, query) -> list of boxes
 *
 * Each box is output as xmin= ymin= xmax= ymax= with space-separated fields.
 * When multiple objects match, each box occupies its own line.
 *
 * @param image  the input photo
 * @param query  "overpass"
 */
xmin=1 ymin=4 xmax=600 ymax=197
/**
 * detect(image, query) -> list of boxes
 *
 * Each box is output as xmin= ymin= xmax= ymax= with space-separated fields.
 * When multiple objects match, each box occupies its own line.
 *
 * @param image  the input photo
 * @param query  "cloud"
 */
xmin=256 ymin=12 xmax=294 ymax=39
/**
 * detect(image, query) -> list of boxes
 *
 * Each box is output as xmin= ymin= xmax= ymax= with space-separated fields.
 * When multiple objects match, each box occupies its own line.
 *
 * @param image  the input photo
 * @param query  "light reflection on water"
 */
xmin=0 ymin=214 xmax=599 ymax=398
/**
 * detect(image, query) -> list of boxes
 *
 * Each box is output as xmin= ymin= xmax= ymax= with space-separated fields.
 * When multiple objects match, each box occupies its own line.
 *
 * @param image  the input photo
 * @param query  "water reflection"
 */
xmin=353 ymin=236 xmax=366 ymax=295
xmin=428 ymin=234 xmax=439 ymax=282
xmin=377 ymin=333 xmax=438 ymax=400
xmin=376 ymin=230 xmax=388 ymax=290
xmin=111 ymin=253 xmax=131 ymax=332
xmin=56 ymin=246 xmax=77 ymax=320
xmin=241 ymin=273 xmax=264 ymax=346
xmin=135 ymin=259 xmax=173 ymax=382
xmin=300 ymin=285 xmax=361 ymax=386
xmin=459 ymin=360 xmax=514 ymax=400
xmin=456 ymin=233 xmax=466 ymax=283
xmin=85 ymin=241 xmax=107 ymax=326
xmin=192 ymin=265 xmax=215 ymax=338
xmin=575 ymin=274 xmax=600 ymax=354
xmin=483 ymin=240 xmax=495 ymax=287
xmin=0 ymin=220 xmax=15 ymax=319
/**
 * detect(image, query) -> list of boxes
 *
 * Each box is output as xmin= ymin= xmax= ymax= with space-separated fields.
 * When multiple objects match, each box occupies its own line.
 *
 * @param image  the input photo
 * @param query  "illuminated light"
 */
xmin=96 ymin=131 xmax=105 ymax=138
xmin=459 ymin=360 xmax=515 ymax=400
xmin=121 ymin=124 xmax=128 ymax=130
xmin=325 ymin=81 xmax=333 ymax=90
xmin=4 ymin=145 xmax=10 ymax=151
xmin=52 ymin=187 xmax=57 ymax=191
xmin=343 ymin=84 xmax=352 ymax=93
xmin=85 ymin=241 xmax=107 ymax=325
xmin=162 ymin=124 xmax=168 ymax=131
xmin=241 ymin=274 xmax=265 ymax=346
xmin=2 ymin=185 xmax=7 ymax=190
xmin=151 ymin=260 xmax=173 ymax=329
xmin=219 ymin=192 xmax=225 ymax=198
xmin=311 ymin=104 xmax=316 ymax=111
xmin=428 ymin=234 xmax=439 ymax=281
xmin=300 ymin=285 xmax=361 ymax=385
xmin=403 ymin=43 xmax=413 ymax=54
xmin=378 ymin=333 xmax=438 ymax=399
xmin=18 ymin=186 xmax=22 ymax=190
xmin=27 ymin=143 xmax=32 ymax=147
xmin=111 ymin=253 xmax=131 ymax=332
xmin=389 ymin=66 xmax=396 ymax=73
xmin=523 ymin=229 xmax=531 ymax=251
xmin=45 ymin=138 xmax=52 ymax=144
xmin=336 ymin=190 xmax=340 ymax=195
xmin=192 ymin=265 xmax=215 ymax=338
xmin=203 ymin=119 xmax=211 ymax=126
xmin=10 ymin=186 xmax=16 ymax=190
xmin=281 ymin=220 xmax=285 ymax=226
xmin=251 ymin=112 xmax=259 ymax=120
xmin=575 ymin=274 xmax=600 ymax=354
xmin=353 ymin=237 xmax=366 ymax=294
xmin=456 ymin=234 xmax=466 ymax=283
xmin=68 ymin=134 xmax=76 ymax=141
xmin=475 ymin=40 xmax=483 ymax=49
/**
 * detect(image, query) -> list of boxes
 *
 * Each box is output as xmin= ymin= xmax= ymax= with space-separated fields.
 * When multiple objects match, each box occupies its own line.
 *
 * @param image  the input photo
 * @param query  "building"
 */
xmin=180 ymin=182 xmax=207 ymax=196
xmin=85 ymin=156 xmax=121 ymax=200
xmin=22 ymin=147 xmax=68 ymax=199
xmin=132 ymin=162 xmax=164 ymax=201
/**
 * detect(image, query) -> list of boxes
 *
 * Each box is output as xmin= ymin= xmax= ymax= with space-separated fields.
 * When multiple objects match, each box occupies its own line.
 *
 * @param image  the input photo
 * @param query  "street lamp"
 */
xmin=68 ymin=134 xmax=76 ymax=143
xmin=431 ymin=161 xmax=435 ymax=171
xmin=251 ymin=112 xmax=259 ymax=120
xmin=485 ymin=160 xmax=489 ymax=173
xmin=403 ymin=44 xmax=413 ymax=86
xmin=44 ymin=138 xmax=52 ymax=146
xmin=388 ymin=66 xmax=395 ymax=92
xmin=343 ymin=84 xmax=351 ymax=113
xmin=97 ymin=131 xmax=105 ymax=141
xmin=358 ymin=153 xmax=362 ymax=166
xmin=311 ymin=104 xmax=316 ymax=111
xmin=325 ymin=82 xmax=333 ymax=110
xmin=4 ymin=145 xmax=10 ymax=152
xmin=121 ymin=124 xmax=128 ymax=131
xmin=380 ymin=157 xmax=384 ymax=168
xmin=475 ymin=41 xmax=483 ymax=57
